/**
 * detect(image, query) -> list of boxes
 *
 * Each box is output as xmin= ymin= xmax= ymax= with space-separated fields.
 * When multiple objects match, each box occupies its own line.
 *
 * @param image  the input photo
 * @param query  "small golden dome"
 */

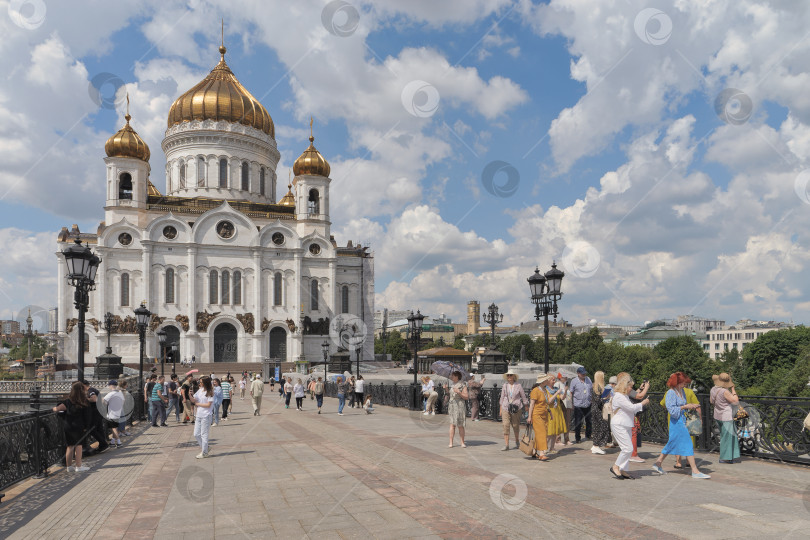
xmin=105 ymin=114 xmax=150 ymax=162
xmin=293 ymin=135 xmax=330 ymax=177
xmin=147 ymin=180 xmax=162 ymax=197
xmin=278 ymin=184 xmax=295 ymax=207
xmin=167 ymin=46 xmax=274 ymax=137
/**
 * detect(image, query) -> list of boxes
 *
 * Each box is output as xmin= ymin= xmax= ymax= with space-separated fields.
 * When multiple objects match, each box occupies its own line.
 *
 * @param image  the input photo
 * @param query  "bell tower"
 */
xmin=292 ymin=119 xmax=331 ymax=225
xmin=104 ymin=97 xmax=150 ymax=211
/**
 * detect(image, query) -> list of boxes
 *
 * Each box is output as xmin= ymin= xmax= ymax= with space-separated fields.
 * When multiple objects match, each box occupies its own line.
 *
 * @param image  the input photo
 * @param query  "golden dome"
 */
xmin=278 ymin=183 xmax=295 ymax=207
xmin=293 ymin=135 xmax=330 ymax=177
xmin=105 ymin=114 xmax=150 ymax=162
xmin=147 ymin=180 xmax=162 ymax=197
xmin=167 ymin=46 xmax=274 ymax=137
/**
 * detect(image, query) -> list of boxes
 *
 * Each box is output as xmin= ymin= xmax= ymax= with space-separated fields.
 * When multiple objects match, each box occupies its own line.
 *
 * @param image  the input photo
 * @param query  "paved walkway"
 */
xmin=2 ymin=393 xmax=810 ymax=539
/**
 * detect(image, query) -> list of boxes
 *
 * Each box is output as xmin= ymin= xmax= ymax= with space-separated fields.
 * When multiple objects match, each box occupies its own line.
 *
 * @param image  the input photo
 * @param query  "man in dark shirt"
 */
xmin=82 ymin=380 xmax=109 ymax=455
xmin=166 ymin=374 xmax=180 ymax=422
xmin=181 ymin=375 xmax=194 ymax=423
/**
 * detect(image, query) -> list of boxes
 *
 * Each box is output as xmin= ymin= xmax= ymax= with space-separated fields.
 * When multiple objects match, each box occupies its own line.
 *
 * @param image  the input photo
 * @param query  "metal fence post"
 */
xmin=29 ymin=386 xmax=48 ymax=479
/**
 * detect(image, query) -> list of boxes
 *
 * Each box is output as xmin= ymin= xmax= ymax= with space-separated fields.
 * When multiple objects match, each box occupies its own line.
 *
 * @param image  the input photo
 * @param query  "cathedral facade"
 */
xmin=56 ymin=45 xmax=374 ymax=365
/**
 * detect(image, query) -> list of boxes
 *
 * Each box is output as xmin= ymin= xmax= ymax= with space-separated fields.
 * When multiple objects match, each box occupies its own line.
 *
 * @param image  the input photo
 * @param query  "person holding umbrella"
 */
xmin=444 ymin=370 xmax=469 ymax=448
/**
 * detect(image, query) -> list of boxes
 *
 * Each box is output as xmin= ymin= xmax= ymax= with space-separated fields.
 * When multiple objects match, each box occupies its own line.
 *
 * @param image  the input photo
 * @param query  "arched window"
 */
xmin=209 ymin=270 xmax=218 ymax=304
xmin=221 ymin=271 xmax=230 ymax=304
xmin=308 ymin=189 xmax=319 ymax=215
xmin=233 ymin=271 xmax=241 ymax=304
xmin=273 ymin=272 xmax=282 ymax=306
xmin=119 ymin=173 xmax=132 ymax=200
xmin=197 ymin=157 xmax=206 ymax=186
xmin=84 ymin=333 xmax=90 ymax=353
xmin=241 ymin=162 xmax=249 ymax=190
xmin=179 ymin=161 xmax=186 ymax=188
xmin=165 ymin=268 xmax=175 ymax=304
xmin=310 ymin=279 xmax=319 ymax=311
xmin=259 ymin=168 xmax=265 ymax=196
xmin=341 ymin=285 xmax=349 ymax=314
xmin=219 ymin=158 xmax=228 ymax=188
xmin=120 ymin=273 xmax=129 ymax=307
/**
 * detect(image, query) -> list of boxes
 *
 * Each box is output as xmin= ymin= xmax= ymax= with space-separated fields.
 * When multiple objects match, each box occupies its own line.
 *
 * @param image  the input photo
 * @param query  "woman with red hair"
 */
xmin=651 ymin=372 xmax=710 ymax=479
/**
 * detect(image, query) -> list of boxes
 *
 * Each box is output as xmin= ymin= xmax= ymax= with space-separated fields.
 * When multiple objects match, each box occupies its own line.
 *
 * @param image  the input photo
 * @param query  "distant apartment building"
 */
xmin=1 ymin=320 xmax=21 ymax=335
xmin=373 ymin=309 xmax=412 ymax=330
xmin=704 ymin=322 xmax=794 ymax=359
xmin=675 ymin=315 xmax=725 ymax=336
xmin=617 ymin=326 xmax=694 ymax=348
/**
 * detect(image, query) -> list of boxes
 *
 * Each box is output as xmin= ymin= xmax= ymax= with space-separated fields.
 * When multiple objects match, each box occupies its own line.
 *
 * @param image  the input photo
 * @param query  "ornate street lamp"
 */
xmin=407 ymin=309 xmax=425 ymax=410
xmin=380 ymin=308 xmax=388 ymax=362
xmin=61 ymin=238 xmax=101 ymax=381
xmin=482 ymin=302 xmax=504 ymax=348
xmin=528 ymin=263 xmax=564 ymax=374
xmin=321 ymin=340 xmax=329 ymax=383
xmin=156 ymin=329 xmax=167 ymax=376
xmin=134 ymin=302 xmax=151 ymax=420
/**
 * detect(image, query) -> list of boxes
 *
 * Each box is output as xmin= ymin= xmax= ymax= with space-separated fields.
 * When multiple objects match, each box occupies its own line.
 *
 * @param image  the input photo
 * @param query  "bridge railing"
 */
xmin=323 ymin=382 xmax=810 ymax=465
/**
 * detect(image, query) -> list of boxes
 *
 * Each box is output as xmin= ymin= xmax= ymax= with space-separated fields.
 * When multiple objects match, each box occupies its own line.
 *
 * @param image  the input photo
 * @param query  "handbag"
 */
xmin=520 ymin=425 xmax=535 ymax=456
xmin=508 ymin=404 xmax=520 ymax=414
xmin=684 ymin=411 xmax=702 ymax=436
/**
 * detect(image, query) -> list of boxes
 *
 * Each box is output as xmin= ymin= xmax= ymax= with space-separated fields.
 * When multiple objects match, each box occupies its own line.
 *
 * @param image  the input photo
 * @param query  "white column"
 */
xmin=142 ymin=242 xmax=152 ymax=308
xmin=294 ymin=253 xmax=304 ymax=361
xmin=187 ymin=246 xmax=197 ymax=335
xmin=96 ymin=248 xmax=106 ymax=315
xmin=329 ymin=259 xmax=337 ymax=314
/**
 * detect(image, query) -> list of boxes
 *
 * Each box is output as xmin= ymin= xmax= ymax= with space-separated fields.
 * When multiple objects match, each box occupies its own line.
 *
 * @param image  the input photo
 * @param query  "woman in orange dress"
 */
xmin=527 ymin=374 xmax=555 ymax=461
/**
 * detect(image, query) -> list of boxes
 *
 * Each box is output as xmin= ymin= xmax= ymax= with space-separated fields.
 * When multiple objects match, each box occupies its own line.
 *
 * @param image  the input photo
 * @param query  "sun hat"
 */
xmin=503 ymin=368 xmax=519 ymax=380
xmin=535 ymin=373 xmax=555 ymax=384
xmin=717 ymin=373 xmax=734 ymax=388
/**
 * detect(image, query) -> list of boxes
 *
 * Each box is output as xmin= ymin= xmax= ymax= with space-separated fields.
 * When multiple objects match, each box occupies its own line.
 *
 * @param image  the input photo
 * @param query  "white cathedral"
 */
xmin=56 ymin=44 xmax=374 ymax=366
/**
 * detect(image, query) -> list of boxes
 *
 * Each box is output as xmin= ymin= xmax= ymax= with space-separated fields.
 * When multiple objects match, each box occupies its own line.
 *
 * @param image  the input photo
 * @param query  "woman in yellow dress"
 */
xmin=546 ymin=377 xmax=568 ymax=454
xmin=527 ymin=374 xmax=555 ymax=461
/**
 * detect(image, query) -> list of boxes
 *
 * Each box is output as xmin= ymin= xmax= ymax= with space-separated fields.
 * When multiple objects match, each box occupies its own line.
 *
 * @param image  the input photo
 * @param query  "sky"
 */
xmin=2 ymin=0 xmax=810 ymax=331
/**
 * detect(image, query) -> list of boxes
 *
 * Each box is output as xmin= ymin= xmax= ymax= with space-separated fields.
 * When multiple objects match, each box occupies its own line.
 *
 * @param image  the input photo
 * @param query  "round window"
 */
xmin=163 ymin=225 xmax=177 ymax=239
xmin=216 ymin=221 xmax=235 ymax=239
xmin=272 ymin=232 xmax=285 ymax=246
xmin=309 ymin=243 xmax=321 ymax=255
xmin=118 ymin=233 xmax=132 ymax=246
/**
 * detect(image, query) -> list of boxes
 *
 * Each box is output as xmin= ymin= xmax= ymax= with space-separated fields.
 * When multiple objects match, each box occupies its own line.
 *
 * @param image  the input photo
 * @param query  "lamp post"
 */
xmin=380 ymin=308 xmax=388 ymax=361
xmin=134 ymin=302 xmax=151 ymax=420
xmin=61 ymin=238 xmax=101 ymax=381
xmin=171 ymin=343 xmax=178 ymax=376
xmin=528 ymin=262 xmax=564 ymax=374
xmin=156 ymin=329 xmax=167 ymax=377
xmin=321 ymin=340 xmax=329 ymax=383
xmin=407 ymin=310 xmax=425 ymax=410
xmin=103 ymin=312 xmax=116 ymax=354
xmin=482 ymin=302 xmax=503 ymax=348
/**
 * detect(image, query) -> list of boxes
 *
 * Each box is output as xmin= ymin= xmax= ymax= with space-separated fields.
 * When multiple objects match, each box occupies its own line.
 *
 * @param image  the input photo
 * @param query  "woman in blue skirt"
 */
xmin=651 ymin=372 xmax=711 ymax=479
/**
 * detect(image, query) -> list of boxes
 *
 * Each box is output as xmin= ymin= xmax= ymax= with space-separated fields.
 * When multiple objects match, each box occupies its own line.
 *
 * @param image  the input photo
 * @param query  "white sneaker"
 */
xmin=196 ymin=452 xmax=206 ymax=459
xmin=629 ymin=456 xmax=646 ymax=463
xmin=75 ymin=466 xmax=90 ymax=472
xmin=430 ymin=411 xmax=435 ymax=415
xmin=591 ymin=445 xmax=606 ymax=455
xmin=66 ymin=465 xmax=75 ymax=472
xmin=423 ymin=411 xmax=429 ymax=416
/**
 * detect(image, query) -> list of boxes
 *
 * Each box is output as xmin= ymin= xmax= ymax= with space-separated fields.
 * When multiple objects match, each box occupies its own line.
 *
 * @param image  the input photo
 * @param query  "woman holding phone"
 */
xmin=546 ymin=380 xmax=568 ymax=453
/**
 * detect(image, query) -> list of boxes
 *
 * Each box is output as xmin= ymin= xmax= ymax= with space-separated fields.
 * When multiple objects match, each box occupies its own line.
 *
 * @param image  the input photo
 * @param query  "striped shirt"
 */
xmin=221 ymin=381 xmax=231 ymax=400
xmin=150 ymin=382 xmax=164 ymax=402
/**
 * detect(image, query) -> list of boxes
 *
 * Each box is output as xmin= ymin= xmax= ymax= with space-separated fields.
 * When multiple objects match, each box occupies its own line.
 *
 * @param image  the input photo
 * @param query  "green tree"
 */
xmin=452 ymin=335 xmax=467 ymax=350
xmin=738 ymin=327 xmax=810 ymax=388
xmin=9 ymin=335 xmax=50 ymax=361
xmin=499 ymin=334 xmax=538 ymax=363
xmin=652 ymin=336 xmax=714 ymax=391
xmin=374 ymin=330 xmax=410 ymax=364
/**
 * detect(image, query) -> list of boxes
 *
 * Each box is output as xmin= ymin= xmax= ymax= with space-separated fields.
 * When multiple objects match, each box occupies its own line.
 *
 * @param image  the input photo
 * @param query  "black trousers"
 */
xmin=221 ymin=398 xmax=231 ymax=418
xmin=296 ymin=397 xmax=303 ymax=409
xmin=573 ymin=405 xmax=592 ymax=441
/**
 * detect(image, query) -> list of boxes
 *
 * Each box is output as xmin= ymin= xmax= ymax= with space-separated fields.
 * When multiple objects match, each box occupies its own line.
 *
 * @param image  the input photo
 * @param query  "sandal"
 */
xmin=610 ymin=467 xmax=624 ymax=479
xmin=673 ymin=463 xmax=683 ymax=469
xmin=537 ymin=455 xmax=549 ymax=461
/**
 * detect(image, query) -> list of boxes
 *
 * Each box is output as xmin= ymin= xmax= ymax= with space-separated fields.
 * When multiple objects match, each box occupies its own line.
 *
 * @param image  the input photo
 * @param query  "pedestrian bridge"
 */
xmin=0 ymin=394 xmax=808 ymax=539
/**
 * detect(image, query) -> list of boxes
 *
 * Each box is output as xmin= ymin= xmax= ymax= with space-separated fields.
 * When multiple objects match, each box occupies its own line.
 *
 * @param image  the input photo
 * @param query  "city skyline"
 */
xmin=3 ymin=1 xmax=810 ymax=328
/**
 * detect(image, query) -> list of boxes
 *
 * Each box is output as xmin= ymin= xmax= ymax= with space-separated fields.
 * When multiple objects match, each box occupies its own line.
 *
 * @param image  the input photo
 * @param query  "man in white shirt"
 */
xmin=102 ymin=380 xmax=125 ymax=447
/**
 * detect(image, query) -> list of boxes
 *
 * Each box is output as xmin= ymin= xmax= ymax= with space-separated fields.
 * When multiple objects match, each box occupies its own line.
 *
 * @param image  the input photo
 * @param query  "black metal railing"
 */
xmin=324 ymin=382 xmax=810 ymax=465
xmin=0 ymin=408 xmax=64 ymax=492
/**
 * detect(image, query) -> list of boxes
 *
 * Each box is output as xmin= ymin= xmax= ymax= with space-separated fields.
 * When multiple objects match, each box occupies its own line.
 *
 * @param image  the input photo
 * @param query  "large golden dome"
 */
xmin=105 ymin=113 xmax=150 ymax=162
xmin=293 ymin=135 xmax=330 ymax=177
xmin=167 ymin=46 xmax=274 ymax=137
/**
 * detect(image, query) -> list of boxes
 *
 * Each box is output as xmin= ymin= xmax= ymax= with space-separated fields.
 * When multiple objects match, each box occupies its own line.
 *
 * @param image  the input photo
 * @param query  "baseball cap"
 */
xmin=609 ymin=376 xmax=617 ymax=385
xmin=576 ymin=367 xmax=587 ymax=375
xmin=107 ymin=379 xmax=118 ymax=386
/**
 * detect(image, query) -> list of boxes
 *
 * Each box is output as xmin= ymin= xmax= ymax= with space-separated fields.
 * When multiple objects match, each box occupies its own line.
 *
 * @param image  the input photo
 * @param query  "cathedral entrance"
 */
xmin=213 ymin=323 xmax=238 ymax=362
xmin=269 ymin=327 xmax=286 ymax=361
xmin=164 ymin=326 xmax=180 ymax=362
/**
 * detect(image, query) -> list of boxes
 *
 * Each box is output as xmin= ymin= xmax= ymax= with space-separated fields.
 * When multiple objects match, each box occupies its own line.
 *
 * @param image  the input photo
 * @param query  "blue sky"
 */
xmin=2 ymin=0 xmax=810 ymax=331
